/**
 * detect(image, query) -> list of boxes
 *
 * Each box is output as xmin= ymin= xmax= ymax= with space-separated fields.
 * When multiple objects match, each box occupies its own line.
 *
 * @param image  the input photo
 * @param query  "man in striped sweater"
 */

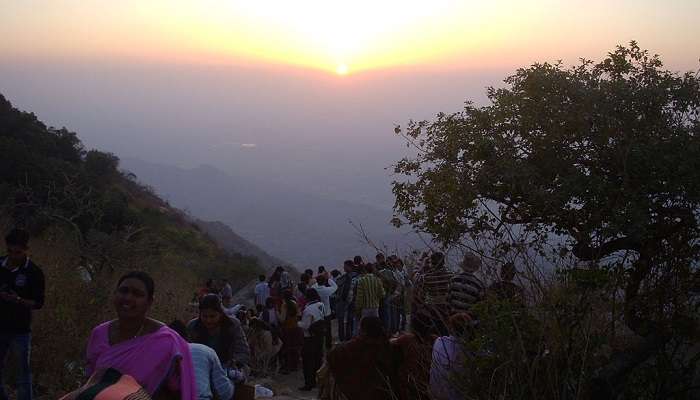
xmin=353 ymin=264 xmax=385 ymax=336
xmin=447 ymin=252 xmax=484 ymax=315
xmin=412 ymin=252 xmax=453 ymax=336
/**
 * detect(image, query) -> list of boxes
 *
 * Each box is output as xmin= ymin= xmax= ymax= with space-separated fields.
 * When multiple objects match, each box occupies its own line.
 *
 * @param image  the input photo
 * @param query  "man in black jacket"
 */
xmin=0 ymin=228 xmax=45 ymax=400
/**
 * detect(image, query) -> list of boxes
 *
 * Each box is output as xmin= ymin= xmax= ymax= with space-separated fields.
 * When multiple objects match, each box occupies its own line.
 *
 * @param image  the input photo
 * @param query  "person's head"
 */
xmin=317 ymin=265 xmax=326 ymax=274
xmin=283 ymin=288 xmax=294 ymax=301
xmin=305 ymin=288 xmax=321 ymax=303
xmin=375 ymin=253 xmax=386 ymax=264
xmin=461 ymin=252 xmax=482 ymax=273
xmin=168 ymin=320 xmax=189 ymax=341
xmin=5 ymin=228 xmax=30 ymax=264
xmin=501 ymin=262 xmax=516 ymax=282
xmin=448 ymin=313 xmax=474 ymax=339
xmin=430 ymin=252 xmax=445 ymax=269
xmin=331 ymin=269 xmax=341 ymax=279
xmin=364 ymin=263 xmax=375 ymax=274
xmin=114 ymin=271 xmax=155 ymax=321
xmin=304 ymin=269 xmax=314 ymax=277
xmin=222 ymin=295 xmax=232 ymax=307
xmin=259 ymin=274 xmax=266 ymax=282
xmin=198 ymin=294 xmax=226 ymax=331
xmin=343 ymin=260 xmax=354 ymax=273
xmin=353 ymin=256 xmax=364 ymax=266
xmin=275 ymin=266 xmax=284 ymax=274
xmin=205 ymin=278 xmax=214 ymax=288
xmin=316 ymin=274 xmax=328 ymax=286
xmin=360 ymin=316 xmax=386 ymax=339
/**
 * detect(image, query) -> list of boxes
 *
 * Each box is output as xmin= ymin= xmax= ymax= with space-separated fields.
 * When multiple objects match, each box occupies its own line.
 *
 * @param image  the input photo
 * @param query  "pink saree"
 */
xmin=86 ymin=322 xmax=196 ymax=400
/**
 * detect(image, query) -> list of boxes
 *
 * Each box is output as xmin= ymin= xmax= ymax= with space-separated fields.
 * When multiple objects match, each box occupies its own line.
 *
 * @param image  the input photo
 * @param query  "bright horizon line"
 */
xmin=2 ymin=1 xmax=699 ymax=76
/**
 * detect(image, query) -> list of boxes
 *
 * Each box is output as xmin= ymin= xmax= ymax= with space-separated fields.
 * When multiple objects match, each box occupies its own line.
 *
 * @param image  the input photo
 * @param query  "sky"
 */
xmin=1 ymin=0 xmax=699 ymax=211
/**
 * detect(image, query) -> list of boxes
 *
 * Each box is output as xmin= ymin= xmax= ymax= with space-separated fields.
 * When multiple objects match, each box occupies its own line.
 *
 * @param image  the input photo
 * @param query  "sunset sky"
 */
xmin=1 ymin=0 xmax=699 ymax=212
xmin=3 ymin=0 xmax=700 ymax=74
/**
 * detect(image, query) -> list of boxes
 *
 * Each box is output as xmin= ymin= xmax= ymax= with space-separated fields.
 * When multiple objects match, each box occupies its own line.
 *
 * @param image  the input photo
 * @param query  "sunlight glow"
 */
xmin=336 ymin=64 xmax=349 ymax=75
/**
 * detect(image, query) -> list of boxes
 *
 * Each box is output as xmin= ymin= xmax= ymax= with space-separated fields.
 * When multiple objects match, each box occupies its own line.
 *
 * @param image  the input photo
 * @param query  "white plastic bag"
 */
xmin=254 ymin=384 xmax=274 ymax=398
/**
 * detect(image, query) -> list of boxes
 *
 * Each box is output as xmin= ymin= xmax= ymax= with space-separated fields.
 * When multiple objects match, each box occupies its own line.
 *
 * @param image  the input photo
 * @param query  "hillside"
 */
xmin=195 ymin=219 xmax=287 ymax=269
xmin=0 ymin=93 xmax=264 ymax=394
xmin=121 ymin=158 xmax=424 ymax=266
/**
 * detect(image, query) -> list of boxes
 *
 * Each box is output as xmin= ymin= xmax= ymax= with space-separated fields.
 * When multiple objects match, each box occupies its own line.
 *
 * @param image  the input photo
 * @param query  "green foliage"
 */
xmin=393 ymin=42 xmax=700 ymax=261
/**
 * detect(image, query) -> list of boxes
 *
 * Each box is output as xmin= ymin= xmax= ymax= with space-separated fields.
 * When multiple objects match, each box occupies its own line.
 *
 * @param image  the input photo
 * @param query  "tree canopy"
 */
xmin=392 ymin=43 xmax=700 ymax=395
xmin=393 ymin=42 xmax=699 ymax=263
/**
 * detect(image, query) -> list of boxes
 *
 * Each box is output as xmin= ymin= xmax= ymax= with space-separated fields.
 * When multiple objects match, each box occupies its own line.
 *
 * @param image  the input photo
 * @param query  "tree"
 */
xmin=393 ymin=42 xmax=700 ymax=396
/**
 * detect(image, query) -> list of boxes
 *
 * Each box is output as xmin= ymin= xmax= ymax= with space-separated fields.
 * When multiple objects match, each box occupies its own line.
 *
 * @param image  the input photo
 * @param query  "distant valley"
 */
xmin=122 ymin=158 xmax=422 ymax=267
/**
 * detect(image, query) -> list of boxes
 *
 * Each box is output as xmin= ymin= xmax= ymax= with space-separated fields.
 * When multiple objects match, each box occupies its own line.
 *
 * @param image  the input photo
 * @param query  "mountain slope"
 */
xmin=195 ymin=219 xmax=287 ymax=269
xmin=121 ymin=158 xmax=422 ymax=266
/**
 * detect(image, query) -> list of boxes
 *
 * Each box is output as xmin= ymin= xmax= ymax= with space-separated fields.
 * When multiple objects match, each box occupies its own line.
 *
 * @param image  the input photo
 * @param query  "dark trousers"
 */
xmin=336 ymin=301 xmax=354 ymax=341
xmin=324 ymin=316 xmax=333 ymax=350
xmin=302 ymin=335 xmax=324 ymax=388
xmin=0 ymin=333 xmax=32 ymax=400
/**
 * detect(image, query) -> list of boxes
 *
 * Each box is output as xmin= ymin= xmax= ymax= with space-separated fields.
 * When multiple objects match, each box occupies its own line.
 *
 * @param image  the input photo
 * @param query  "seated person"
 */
xmin=187 ymin=294 xmax=250 ymax=371
xmin=68 ymin=271 xmax=196 ymax=399
xmin=169 ymin=320 xmax=244 ymax=400
xmin=248 ymin=318 xmax=283 ymax=375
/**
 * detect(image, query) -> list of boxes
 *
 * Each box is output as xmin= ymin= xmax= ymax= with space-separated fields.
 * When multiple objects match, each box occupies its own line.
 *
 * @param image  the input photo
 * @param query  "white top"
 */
xmin=429 ymin=336 xmax=465 ymax=400
xmin=311 ymin=279 xmax=337 ymax=317
xmin=254 ymin=282 xmax=270 ymax=306
xmin=299 ymin=301 xmax=325 ymax=337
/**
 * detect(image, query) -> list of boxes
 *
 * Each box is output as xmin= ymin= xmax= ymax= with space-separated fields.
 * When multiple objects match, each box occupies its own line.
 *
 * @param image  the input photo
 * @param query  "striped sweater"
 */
xmin=447 ymin=272 xmax=484 ymax=313
xmin=415 ymin=268 xmax=453 ymax=306
xmin=355 ymin=274 xmax=385 ymax=310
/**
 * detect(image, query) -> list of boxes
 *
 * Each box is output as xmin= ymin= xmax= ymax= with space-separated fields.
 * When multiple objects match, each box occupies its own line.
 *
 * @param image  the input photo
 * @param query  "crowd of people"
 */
xmin=0 ymin=227 xmax=525 ymax=400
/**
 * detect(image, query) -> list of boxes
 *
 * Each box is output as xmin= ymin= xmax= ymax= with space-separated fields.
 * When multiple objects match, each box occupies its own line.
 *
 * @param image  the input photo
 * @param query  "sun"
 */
xmin=336 ymin=64 xmax=349 ymax=75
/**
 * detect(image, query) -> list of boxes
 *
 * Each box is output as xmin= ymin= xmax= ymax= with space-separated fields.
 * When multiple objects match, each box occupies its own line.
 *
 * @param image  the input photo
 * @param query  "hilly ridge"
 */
xmin=121 ymin=157 xmax=421 ymax=266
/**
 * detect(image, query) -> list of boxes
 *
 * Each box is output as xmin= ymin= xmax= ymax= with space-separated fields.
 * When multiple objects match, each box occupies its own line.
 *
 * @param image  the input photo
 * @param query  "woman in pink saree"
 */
xmin=77 ymin=271 xmax=196 ymax=400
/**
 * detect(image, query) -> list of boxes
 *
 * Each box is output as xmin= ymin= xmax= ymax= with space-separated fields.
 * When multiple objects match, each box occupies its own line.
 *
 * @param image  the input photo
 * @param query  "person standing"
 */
xmin=334 ymin=260 xmax=357 ymax=341
xmin=354 ymin=264 xmax=385 ymax=337
xmin=311 ymin=275 xmax=337 ymax=350
xmin=299 ymin=289 xmax=326 ymax=391
xmin=279 ymin=267 xmax=292 ymax=293
xmin=487 ymin=263 xmax=524 ymax=304
xmin=375 ymin=254 xmax=398 ymax=334
xmin=279 ymin=291 xmax=303 ymax=374
xmin=0 ymin=228 xmax=45 ymax=400
xmin=447 ymin=252 xmax=484 ymax=315
xmin=413 ymin=252 xmax=453 ymax=336
xmin=220 ymin=279 xmax=233 ymax=299
xmin=254 ymin=275 xmax=270 ymax=308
